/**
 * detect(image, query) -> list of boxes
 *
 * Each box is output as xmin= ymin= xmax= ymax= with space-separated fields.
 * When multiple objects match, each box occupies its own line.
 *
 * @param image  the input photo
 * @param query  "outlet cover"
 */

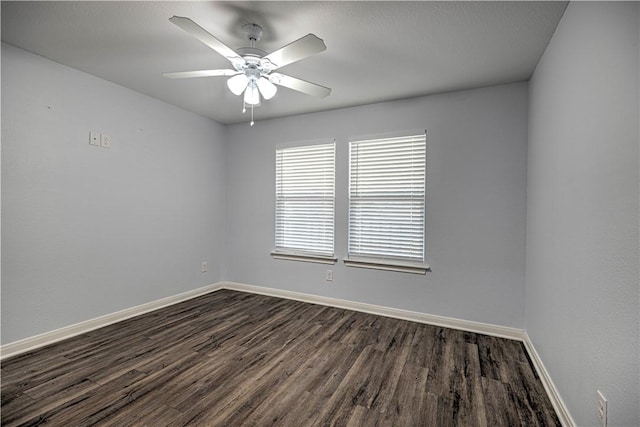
xmin=100 ymin=134 xmax=112 ymax=148
xmin=597 ymin=390 xmax=607 ymax=427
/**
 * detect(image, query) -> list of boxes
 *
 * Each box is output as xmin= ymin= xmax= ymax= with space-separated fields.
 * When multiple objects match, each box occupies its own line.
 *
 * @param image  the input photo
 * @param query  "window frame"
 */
xmin=271 ymin=139 xmax=337 ymax=264
xmin=344 ymin=131 xmax=429 ymax=274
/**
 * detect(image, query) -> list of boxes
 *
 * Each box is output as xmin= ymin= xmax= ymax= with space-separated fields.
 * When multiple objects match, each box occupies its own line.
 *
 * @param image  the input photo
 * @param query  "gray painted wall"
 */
xmin=1 ymin=43 xmax=227 ymax=344
xmin=226 ymin=83 xmax=529 ymax=329
xmin=526 ymin=3 xmax=639 ymax=426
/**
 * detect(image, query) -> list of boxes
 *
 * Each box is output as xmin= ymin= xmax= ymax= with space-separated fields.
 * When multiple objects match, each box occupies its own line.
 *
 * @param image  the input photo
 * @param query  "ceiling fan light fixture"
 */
xmin=244 ymin=83 xmax=261 ymax=106
xmin=227 ymin=74 xmax=249 ymax=96
xmin=257 ymin=77 xmax=277 ymax=100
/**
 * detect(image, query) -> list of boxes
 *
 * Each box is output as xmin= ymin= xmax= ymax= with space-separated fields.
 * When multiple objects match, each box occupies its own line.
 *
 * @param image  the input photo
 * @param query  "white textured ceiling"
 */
xmin=1 ymin=1 xmax=567 ymax=125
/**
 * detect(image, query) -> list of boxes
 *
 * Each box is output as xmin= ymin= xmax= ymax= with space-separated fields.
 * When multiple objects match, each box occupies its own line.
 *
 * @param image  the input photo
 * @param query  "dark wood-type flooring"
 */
xmin=1 ymin=289 xmax=560 ymax=426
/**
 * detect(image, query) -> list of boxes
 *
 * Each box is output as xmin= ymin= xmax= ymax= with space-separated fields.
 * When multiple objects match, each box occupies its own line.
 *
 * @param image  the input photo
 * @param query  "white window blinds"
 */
xmin=348 ymin=132 xmax=426 ymax=263
xmin=275 ymin=142 xmax=335 ymax=256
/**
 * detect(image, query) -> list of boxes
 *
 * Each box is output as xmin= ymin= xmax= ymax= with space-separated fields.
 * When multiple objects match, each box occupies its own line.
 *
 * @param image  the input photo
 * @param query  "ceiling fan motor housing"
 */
xmin=245 ymin=64 xmax=261 ymax=82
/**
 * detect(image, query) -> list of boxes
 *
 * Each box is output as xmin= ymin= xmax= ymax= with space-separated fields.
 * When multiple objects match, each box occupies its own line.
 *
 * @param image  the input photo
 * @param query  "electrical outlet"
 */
xmin=597 ymin=390 xmax=607 ymax=427
xmin=100 ymin=134 xmax=111 ymax=148
xmin=325 ymin=270 xmax=333 ymax=282
xmin=201 ymin=262 xmax=208 ymax=273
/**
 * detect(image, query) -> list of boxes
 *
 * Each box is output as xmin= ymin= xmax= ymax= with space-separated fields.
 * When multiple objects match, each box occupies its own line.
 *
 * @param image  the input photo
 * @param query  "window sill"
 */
xmin=343 ymin=257 xmax=430 ymax=274
xmin=271 ymin=251 xmax=337 ymax=265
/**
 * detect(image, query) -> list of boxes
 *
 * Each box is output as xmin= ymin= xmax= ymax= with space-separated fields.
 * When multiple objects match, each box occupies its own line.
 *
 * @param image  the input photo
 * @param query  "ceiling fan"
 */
xmin=163 ymin=16 xmax=331 ymax=125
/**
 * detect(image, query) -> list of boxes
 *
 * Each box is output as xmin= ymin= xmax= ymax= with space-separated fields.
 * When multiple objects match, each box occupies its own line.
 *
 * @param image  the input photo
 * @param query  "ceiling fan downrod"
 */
xmin=242 ymin=23 xmax=263 ymax=48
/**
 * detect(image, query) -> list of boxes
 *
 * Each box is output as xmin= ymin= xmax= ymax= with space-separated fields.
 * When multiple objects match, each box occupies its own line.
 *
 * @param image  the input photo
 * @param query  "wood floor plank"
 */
xmin=304 ymin=340 xmax=361 ymax=397
xmin=271 ymin=391 xmax=327 ymax=427
xmin=4 ymin=369 xmax=148 ymax=427
xmin=345 ymin=405 xmax=373 ymax=427
xmin=310 ymin=344 xmax=379 ymax=426
xmin=481 ymin=377 xmax=522 ymax=427
xmin=1 ymin=289 xmax=561 ymax=426
xmin=381 ymin=361 xmax=429 ymax=425
xmin=98 ymin=392 xmax=185 ymax=427
xmin=477 ymin=334 xmax=508 ymax=381
xmin=407 ymin=322 xmax=437 ymax=368
xmin=236 ymin=342 xmax=334 ymax=426
xmin=1 ymin=355 xmax=71 ymax=405
xmin=505 ymin=362 xmax=562 ymax=427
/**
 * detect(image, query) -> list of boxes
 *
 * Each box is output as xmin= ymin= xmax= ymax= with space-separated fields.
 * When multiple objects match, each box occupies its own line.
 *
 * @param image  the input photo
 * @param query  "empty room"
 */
xmin=1 ymin=1 xmax=638 ymax=426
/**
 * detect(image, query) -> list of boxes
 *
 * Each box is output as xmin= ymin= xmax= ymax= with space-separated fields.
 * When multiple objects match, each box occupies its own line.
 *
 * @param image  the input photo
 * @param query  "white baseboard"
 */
xmin=221 ymin=281 xmax=525 ymax=341
xmin=0 ymin=282 xmax=225 ymax=360
xmin=522 ymin=332 xmax=576 ymax=427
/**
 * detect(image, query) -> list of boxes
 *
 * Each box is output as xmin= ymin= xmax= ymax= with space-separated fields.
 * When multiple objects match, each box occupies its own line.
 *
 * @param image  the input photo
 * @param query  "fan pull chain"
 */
xmin=240 ymin=94 xmax=255 ymax=126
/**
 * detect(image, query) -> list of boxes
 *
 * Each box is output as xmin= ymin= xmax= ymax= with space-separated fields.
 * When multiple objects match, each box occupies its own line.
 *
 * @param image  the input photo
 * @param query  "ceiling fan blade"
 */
xmin=169 ymin=16 xmax=243 ymax=65
xmin=269 ymin=73 xmax=331 ymax=98
xmin=162 ymin=69 xmax=239 ymax=79
xmin=261 ymin=34 xmax=326 ymax=71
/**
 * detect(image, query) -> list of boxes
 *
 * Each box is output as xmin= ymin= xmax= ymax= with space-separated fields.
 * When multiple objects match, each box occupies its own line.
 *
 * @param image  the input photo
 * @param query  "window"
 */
xmin=272 ymin=141 xmax=336 ymax=263
xmin=346 ymin=131 xmax=428 ymax=273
